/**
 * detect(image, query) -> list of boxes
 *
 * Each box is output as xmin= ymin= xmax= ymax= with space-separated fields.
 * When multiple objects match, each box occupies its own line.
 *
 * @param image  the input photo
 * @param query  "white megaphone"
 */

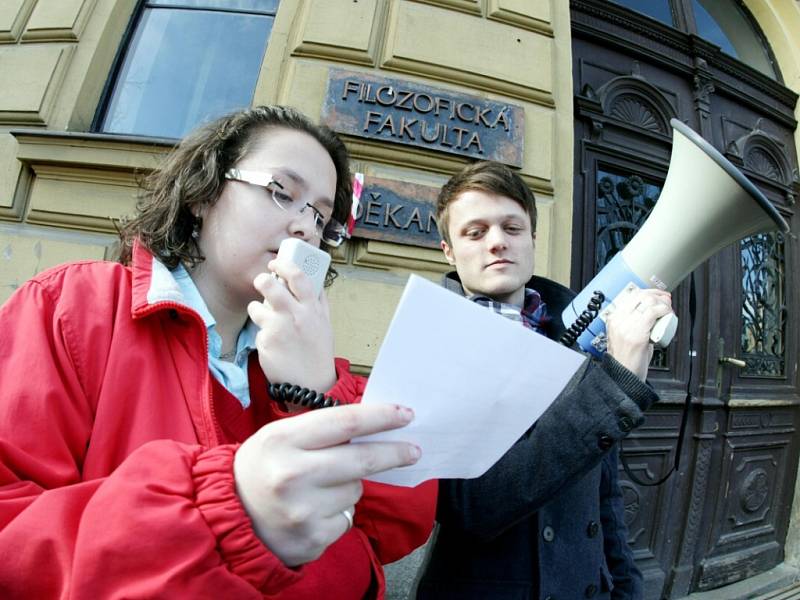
xmin=562 ymin=118 xmax=790 ymax=357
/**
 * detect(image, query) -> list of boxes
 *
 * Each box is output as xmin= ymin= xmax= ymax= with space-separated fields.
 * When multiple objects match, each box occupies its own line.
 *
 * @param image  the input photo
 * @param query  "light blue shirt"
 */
xmin=171 ymin=265 xmax=259 ymax=408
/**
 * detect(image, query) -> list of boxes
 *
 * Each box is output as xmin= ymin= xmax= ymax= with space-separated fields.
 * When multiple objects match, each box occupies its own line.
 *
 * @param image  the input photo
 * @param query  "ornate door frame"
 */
xmin=570 ymin=1 xmax=799 ymax=597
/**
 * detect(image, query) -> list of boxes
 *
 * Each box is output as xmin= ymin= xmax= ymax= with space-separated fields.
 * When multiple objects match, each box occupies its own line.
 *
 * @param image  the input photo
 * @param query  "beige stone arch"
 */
xmin=743 ymin=0 xmax=800 ymax=160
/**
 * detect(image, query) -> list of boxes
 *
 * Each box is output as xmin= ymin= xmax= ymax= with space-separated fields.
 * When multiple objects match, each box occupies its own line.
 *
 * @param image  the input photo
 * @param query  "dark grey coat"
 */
xmin=416 ymin=273 xmax=657 ymax=600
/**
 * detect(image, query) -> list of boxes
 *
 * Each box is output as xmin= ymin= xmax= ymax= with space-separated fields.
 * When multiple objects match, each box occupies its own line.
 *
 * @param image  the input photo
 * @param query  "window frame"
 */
xmin=91 ymin=0 xmax=279 ymax=138
xmin=607 ymin=0 xmax=782 ymax=81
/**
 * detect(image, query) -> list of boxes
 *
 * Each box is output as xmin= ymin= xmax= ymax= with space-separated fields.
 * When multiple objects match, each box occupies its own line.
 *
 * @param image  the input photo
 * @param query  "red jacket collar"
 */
xmin=129 ymin=240 xmax=196 ymax=320
xmin=130 ymin=240 xmax=155 ymax=317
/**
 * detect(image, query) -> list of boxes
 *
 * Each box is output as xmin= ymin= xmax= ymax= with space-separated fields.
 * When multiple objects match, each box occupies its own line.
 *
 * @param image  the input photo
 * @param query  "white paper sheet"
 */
xmin=356 ymin=274 xmax=586 ymax=486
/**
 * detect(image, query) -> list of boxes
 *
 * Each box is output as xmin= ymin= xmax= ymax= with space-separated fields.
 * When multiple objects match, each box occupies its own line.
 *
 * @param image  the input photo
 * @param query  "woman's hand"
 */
xmin=233 ymin=403 xmax=421 ymax=566
xmin=248 ymin=256 xmax=336 ymax=392
xmin=604 ymin=288 xmax=673 ymax=381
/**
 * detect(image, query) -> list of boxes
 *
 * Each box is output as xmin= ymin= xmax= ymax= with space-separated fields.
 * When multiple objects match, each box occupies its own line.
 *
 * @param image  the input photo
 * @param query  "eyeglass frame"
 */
xmin=224 ymin=168 xmax=347 ymax=247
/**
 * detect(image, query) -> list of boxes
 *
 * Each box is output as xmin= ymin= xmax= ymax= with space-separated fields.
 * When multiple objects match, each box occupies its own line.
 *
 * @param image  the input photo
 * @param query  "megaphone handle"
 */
xmin=650 ymin=312 xmax=678 ymax=348
xmin=598 ymin=283 xmax=678 ymax=349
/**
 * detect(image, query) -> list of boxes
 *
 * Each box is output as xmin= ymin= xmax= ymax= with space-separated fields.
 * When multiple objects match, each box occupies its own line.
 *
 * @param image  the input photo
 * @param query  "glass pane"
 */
xmin=606 ymin=0 xmax=674 ymax=27
xmin=692 ymin=1 xmax=737 ymax=57
xmin=692 ymin=0 xmax=775 ymax=78
xmin=101 ymin=8 xmax=272 ymax=139
xmin=595 ymin=168 xmax=668 ymax=368
xmin=740 ymin=232 xmax=786 ymax=377
xmin=595 ymin=170 xmax=661 ymax=272
xmin=148 ymin=0 xmax=279 ymax=11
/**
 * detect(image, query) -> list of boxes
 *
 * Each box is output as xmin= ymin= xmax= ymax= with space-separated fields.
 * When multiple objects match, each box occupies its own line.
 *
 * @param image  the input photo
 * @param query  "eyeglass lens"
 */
xmin=266 ymin=182 xmax=345 ymax=245
xmin=225 ymin=170 xmax=345 ymax=246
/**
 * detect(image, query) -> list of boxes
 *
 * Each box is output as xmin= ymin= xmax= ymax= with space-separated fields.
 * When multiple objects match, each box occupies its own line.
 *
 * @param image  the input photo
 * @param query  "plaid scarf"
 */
xmin=469 ymin=288 xmax=549 ymax=334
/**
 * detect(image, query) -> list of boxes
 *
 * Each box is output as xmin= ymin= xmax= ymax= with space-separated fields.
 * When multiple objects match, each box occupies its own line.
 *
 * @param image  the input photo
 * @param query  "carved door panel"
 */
xmin=571 ymin=44 xmax=698 ymax=599
xmin=570 ymin=2 xmax=799 ymax=598
xmin=687 ymin=92 xmax=800 ymax=593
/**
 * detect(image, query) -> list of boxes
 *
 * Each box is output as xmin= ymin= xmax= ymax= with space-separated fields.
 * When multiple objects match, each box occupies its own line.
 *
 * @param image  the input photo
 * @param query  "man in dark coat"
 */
xmin=415 ymin=161 xmax=673 ymax=600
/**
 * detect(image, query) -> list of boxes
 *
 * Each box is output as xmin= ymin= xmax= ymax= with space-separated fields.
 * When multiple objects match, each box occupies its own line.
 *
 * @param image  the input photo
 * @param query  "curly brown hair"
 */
xmin=436 ymin=161 xmax=537 ymax=246
xmin=117 ymin=105 xmax=352 ymax=269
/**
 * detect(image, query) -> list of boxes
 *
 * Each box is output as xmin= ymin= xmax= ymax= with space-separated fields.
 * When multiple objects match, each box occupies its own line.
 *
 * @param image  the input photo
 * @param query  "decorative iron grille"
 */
xmin=740 ymin=232 xmax=786 ymax=377
xmin=595 ymin=168 xmax=667 ymax=368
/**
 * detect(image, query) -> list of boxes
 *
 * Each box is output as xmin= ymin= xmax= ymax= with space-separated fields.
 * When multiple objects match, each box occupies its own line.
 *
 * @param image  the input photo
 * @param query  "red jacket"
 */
xmin=0 ymin=243 xmax=436 ymax=599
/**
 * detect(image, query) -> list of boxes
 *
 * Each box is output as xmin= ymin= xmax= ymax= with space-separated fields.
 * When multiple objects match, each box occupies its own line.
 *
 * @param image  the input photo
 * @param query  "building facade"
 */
xmin=0 ymin=0 xmax=798 ymax=597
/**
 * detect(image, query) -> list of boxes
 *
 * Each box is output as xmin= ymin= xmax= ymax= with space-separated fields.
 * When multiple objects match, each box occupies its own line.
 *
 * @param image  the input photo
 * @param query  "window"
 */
xmin=606 ymin=0 xmax=777 ymax=79
xmin=97 ymin=1 xmax=278 ymax=139
xmin=691 ymin=0 xmax=775 ymax=77
xmin=607 ymin=0 xmax=674 ymax=27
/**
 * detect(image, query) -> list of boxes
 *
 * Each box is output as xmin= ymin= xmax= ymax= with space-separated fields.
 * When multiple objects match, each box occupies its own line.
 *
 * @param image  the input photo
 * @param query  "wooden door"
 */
xmin=570 ymin=1 xmax=799 ymax=597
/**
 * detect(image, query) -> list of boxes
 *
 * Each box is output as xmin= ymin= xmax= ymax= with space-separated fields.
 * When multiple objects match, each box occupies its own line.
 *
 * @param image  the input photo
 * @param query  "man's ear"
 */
xmin=441 ymin=240 xmax=456 ymax=266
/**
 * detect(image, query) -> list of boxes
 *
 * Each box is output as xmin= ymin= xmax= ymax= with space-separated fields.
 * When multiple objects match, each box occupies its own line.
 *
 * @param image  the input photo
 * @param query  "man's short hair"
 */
xmin=435 ymin=161 xmax=537 ymax=245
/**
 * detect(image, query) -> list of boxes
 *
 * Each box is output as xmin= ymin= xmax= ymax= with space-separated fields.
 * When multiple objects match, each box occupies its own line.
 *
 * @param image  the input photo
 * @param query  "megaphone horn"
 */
xmin=562 ymin=118 xmax=790 ymax=357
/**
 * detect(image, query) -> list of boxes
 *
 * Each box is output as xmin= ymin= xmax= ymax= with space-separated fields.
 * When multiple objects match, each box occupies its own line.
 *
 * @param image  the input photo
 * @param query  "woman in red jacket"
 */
xmin=0 ymin=105 xmax=436 ymax=598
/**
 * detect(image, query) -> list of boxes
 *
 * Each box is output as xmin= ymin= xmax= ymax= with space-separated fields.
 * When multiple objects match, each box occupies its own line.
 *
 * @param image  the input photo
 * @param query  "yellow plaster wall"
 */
xmin=488 ymin=0 xmax=552 ymax=28
xmin=382 ymin=1 xmax=553 ymax=104
xmin=745 ymin=0 xmax=800 ymax=165
xmin=291 ymin=0 xmax=384 ymax=65
xmin=0 ymin=0 xmax=572 ymax=372
xmin=22 ymin=0 xmax=97 ymax=42
xmin=0 ymin=0 xmax=138 ymax=304
xmin=0 ymin=135 xmax=21 ymax=212
xmin=0 ymin=222 xmax=116 ymax=302
xmin=26 ymin=167 xmax=137 ymax=231
xmin=0 ymin=44 xmax=73 ymax=125
xmin=0 ymin=130 xmax=167 ymax=305
xmin=0 ymin=0 xmax=35 ymax=43
xmin=262 ymin=0 xmax=572 ymax=368
xmin=60 ymin=0 xmax=138 ymax=131
xmin=545 ymin=0 xmax=575 ymax=283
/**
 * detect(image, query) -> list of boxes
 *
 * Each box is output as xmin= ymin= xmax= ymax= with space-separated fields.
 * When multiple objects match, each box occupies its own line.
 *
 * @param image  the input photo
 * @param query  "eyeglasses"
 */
xmin=224 ymin=168 xmax=347 ymax=247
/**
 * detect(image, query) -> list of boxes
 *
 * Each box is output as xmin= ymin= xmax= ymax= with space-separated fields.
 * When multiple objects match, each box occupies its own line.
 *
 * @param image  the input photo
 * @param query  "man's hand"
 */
xmin=233 ymin=403 xmax=421 ymax=567
xmin=604 ymin=288 xmax=673 ymax=381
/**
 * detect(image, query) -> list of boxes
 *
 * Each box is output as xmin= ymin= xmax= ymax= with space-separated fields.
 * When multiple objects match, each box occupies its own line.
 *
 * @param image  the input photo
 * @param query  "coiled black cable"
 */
xmin=269 ymin=382 xmax=340 ymax=410
xmin=559 ymin=290 xmax=606 ymax=347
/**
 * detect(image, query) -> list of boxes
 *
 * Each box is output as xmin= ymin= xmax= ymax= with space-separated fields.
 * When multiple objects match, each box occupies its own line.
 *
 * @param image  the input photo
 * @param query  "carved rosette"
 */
xmin=621 ymin=481 xmax=641 ymax=527
xmin=597 ymin=75 xmax=673 ymax=136
xmin=745 ymin=147 xmax=782 ymax=183
xmin=728 ymin=453 xmax=778 ymax=528
xmin=609 ymin=95 xmax=663 ymax=132
xmin=740 ymin=468 xmax=769 ymax=513
xmin=727 ymin=121 xmax=792 ymax=198
xmin=575 ymin=67 xmax=676 ymax=139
